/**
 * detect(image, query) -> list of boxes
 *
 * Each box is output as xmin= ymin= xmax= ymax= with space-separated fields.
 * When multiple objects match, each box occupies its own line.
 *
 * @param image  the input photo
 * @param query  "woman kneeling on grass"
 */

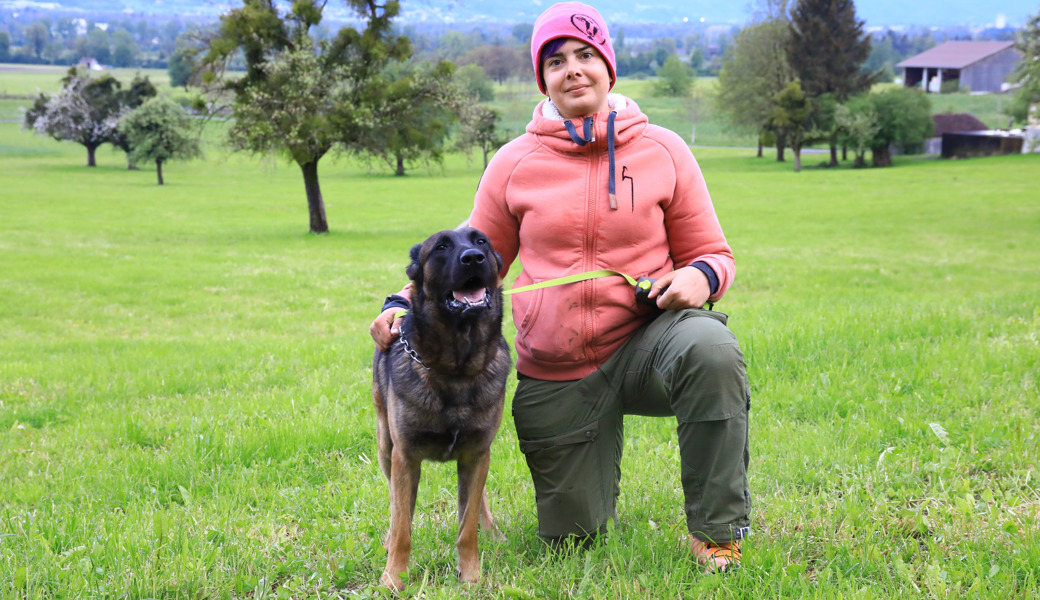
xmin=371 ymin=1 xmax=752 ymax=573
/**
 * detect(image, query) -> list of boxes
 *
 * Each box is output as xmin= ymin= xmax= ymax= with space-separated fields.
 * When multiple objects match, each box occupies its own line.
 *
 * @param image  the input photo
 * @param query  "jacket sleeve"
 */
xmin=467 ymin=144 xmax=523 ymax=280
xmin=659 ymin=131 xmax=735 ymax=301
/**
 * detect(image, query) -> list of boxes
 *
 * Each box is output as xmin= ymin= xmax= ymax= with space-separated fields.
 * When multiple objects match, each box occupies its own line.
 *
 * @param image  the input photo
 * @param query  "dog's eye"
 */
xmin=476 ymin=238 xmax=487 ymax=246
xmin=435 ymin=243 xmax=449 ymax=252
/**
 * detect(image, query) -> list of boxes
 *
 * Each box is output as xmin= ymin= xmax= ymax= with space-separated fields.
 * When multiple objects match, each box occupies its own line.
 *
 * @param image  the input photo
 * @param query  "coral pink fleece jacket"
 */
xmin=469 ymin=96 xmax=734 ymax=381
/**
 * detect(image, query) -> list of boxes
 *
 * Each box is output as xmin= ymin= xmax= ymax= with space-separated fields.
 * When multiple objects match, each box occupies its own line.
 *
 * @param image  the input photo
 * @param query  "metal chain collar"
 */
xmin=399 ymin=334 xmax=430 ymax=370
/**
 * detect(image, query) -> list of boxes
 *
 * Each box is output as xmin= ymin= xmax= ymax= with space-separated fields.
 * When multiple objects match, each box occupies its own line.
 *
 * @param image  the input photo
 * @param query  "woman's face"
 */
xmin=542 ymin=38 xmax=611 ymax=120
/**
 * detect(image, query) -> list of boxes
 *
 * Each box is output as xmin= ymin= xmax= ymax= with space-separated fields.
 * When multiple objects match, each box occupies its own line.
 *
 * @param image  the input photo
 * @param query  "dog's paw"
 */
xmin=381 ymin=570 xmax=404 ymax=591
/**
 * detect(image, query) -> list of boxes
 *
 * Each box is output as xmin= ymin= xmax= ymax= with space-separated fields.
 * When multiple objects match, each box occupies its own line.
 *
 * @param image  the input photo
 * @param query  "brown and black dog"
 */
xmin=372 ymin=227 xmax=511 ymax=590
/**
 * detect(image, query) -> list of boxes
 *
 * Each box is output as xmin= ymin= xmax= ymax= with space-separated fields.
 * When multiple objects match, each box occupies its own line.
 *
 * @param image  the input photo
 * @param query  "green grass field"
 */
xmin=2 ymin=65 xmax=1039 ymax=599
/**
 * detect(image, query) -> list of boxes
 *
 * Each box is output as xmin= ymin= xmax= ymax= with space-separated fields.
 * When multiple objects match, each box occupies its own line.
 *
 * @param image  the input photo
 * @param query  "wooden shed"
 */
xmin=897 ymin=41 xmax=1020 ymax=93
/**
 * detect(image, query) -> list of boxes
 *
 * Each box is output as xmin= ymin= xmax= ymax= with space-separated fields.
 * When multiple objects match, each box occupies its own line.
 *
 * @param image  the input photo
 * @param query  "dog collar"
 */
xmin=399 ymin=334 xmax=430 ymax=370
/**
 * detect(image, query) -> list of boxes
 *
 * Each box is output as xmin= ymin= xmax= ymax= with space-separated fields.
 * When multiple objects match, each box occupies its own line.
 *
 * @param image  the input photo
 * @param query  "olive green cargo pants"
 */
xmin=513 ymin=308 xmax=752 ymax=545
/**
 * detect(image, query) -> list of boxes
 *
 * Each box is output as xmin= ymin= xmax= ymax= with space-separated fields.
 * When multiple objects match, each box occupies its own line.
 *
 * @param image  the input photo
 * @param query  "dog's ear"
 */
xmin=493 ymin=250 xmax=504 ymax=274
xmin=406 ymin=242 xmax=423 ymax=285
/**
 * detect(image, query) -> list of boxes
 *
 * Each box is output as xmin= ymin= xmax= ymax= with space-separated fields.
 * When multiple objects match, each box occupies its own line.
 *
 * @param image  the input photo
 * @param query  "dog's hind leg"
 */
xmin=382 ymin=447 xmax=420 ymax=591
xmin=456 ymin=450 xmax=492 ymax=584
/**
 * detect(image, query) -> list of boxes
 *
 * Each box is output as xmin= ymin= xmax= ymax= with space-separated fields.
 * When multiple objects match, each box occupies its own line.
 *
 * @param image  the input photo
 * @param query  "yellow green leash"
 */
xmin=393 ymin=270 xmax=658 ymax=322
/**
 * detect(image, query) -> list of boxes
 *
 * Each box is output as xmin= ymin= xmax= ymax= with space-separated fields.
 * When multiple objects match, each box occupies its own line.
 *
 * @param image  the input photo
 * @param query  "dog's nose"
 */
xmin=460 ymin=248 xmax=485 ymax=265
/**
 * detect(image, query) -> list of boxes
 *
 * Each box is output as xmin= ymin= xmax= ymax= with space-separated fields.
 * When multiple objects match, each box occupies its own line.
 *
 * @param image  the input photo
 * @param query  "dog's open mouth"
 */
xmin=445 ymin=280 xmax=492 ymax=312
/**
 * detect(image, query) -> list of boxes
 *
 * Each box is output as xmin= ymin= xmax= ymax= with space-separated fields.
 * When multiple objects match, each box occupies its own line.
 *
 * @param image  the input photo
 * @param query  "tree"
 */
xmin=461 ymin=44 xmax=523 ymax=84
xmin=715 ymin=19 xmax=793 ymax=159
xmin=86 ymin=28 xmax=111 ymax=65
xmin=835 ymin=96 xmax=878 ymax=168
xmin=1006 ymin=10 xmax=1040 ymax=126
xmin=120 ymin=97 xmax=202 ymax=185
xmin=108 ymin=75 xmax=158 ymax=169
xmin=367 ymin=60 xmax=461 ymax=176
xmin=653 ymin=55 xmax=694 ymax=98
xmin=204 ymin=0 xmax=411 ymax=234
xmin=769 ymin=80 xmax=813 ymax=171
xmin=865 ymin=87 xmax=933 ymax=167
xmin=25 ymin=22 xmax=50 ymax=61
xmin=0 ymin=31 xmax=10 ymax=62
xmin=112 ymin=29 xmax=139 ymax=68
xmin=168 ymin=44 xmax=197 ymax=89
xmin=455 ymin=104 xmax=504 ymax=170
xmin=454 ymin=63 xmax=494 ymax=102
xmin=23 ymin=69 xmax=124 ymax=167
xmin=786 ymin=0 xmax=877 ymax=165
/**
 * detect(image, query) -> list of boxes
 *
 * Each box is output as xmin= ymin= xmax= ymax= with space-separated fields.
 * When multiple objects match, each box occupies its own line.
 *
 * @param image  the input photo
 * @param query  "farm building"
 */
xmin=925 ymin=113 xmax=990 ymax=153
xmin=897 ymin=41 xmax=1020 ymax=93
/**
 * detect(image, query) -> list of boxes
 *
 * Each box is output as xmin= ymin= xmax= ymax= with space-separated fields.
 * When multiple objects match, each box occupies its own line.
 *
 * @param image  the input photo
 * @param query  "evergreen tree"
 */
xmin=786 ymin=0 xmax=876 ymax=164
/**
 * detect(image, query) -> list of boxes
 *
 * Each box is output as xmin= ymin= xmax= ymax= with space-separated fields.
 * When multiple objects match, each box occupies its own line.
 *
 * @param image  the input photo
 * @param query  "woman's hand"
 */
xmin=648 ymin=266 xmax=711 ymax=310
xmin=369 ymin=284 xmax=412 ymax=352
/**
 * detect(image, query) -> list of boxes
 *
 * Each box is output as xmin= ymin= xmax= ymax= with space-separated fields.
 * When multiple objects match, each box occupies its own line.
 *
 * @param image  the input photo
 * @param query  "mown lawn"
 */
xmin=2 ymin=74 xmax=1039 ymax=599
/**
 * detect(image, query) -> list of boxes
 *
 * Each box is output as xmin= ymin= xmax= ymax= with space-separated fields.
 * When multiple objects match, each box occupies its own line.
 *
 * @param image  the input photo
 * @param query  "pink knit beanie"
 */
xmin=530 ymin=2 xmax=617 ymax=95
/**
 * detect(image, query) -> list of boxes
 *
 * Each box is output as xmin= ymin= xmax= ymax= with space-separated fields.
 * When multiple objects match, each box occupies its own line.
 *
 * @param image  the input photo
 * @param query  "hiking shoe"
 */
xmin=689 ymin=535 xmax=741 ymax=574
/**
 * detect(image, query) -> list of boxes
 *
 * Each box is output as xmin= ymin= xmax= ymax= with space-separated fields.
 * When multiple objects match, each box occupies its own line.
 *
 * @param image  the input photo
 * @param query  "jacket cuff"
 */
xmin=689 ymin=261 xmax=719 ymax=296
xmin=382 ymin=294 xmax=411 ymax=313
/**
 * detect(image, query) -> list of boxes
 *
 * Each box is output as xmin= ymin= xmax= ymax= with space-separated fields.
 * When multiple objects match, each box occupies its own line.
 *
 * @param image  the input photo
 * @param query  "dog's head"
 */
xmin=407 ymin=227 xmax=503 ymax=316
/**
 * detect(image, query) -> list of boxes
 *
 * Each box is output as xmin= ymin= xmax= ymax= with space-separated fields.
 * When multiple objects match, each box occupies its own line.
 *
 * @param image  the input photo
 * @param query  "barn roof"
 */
xmin=933 ymin=113 xmax=990 ymax=136
xmin=897 ymin=41 xmax=1016 ymax=69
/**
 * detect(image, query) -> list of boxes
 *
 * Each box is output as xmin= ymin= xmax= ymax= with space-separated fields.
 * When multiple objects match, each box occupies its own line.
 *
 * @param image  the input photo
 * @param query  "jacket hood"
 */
xmin=527 ymin=93 xmax=647 ymax=209
xmin=526 ymin=93 xmax=646 ymax=153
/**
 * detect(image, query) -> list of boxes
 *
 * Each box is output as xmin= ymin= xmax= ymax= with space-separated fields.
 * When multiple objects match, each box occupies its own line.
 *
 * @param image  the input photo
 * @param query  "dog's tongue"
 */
xmin=453 ymin=288 xmax=486 ymax=304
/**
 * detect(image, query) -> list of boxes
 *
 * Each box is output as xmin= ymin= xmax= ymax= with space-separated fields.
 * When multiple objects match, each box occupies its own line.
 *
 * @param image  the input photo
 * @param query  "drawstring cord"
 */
xmin=563 ymin=111 xmax=619 ymax=210
xmin=606 ymin=110 xmax=617 ymax=209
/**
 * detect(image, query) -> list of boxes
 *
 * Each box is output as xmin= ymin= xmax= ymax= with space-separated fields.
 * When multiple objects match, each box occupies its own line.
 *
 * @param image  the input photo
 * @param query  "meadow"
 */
xmin=1 ymin=65 xmax=1039 ymax=599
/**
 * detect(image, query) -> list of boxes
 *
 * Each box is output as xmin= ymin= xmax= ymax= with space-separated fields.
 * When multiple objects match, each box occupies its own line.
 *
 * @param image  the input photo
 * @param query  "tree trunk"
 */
xmin=156 ymin=159 xmax=164 ymax=185
xmin=829 ymin=142 xmax=839 ymax=167
xmin=776 ymin=142 xmax=786 ymax=162
xmin=300 ymin=160 xmax=329 ymax=234
xmin=482 ymin=144 xmax=489 ymax=170
xmin=395 ymin=154 xmax=405 ymax=177
xmin=871 ymin=145 xmax=892 ymax=168
xmin=757 ymin=133 xmax=763 ymax=158
xmin=793 ymin=146 xmax=802 ymax=172
xmin=126 ymin=152 xmax=138 ymax=170
xmin=87 ymin=143 xmax=98 ymax=167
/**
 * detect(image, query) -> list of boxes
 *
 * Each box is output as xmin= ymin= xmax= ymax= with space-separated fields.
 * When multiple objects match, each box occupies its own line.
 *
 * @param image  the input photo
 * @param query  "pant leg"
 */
xmin=614 ymin=309 xmax=752 ymax=543
xmin=512 ymin=369 xmax=623 ymax=542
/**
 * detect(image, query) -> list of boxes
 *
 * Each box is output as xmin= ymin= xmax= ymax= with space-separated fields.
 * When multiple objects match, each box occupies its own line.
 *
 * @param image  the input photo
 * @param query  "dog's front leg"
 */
xmin=383 ymin=447 xmax=420 ymax=591
xmin=456 ymin=450 xmax=492 ymax=584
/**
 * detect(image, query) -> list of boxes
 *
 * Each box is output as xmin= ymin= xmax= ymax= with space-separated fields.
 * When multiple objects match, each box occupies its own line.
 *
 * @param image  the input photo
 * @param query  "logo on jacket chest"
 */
xmin=620 ymin=165 xmax=635 ymax=212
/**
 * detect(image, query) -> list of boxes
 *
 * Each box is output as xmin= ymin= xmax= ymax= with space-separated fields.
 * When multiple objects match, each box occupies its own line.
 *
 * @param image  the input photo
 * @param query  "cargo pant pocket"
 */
xmin=517 ymin=419 xmax=614 ymax=540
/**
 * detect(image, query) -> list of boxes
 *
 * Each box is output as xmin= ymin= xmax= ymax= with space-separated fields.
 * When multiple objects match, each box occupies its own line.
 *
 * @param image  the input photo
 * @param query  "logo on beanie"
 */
xmin=570 ymin=14 xmax=607 ymax=46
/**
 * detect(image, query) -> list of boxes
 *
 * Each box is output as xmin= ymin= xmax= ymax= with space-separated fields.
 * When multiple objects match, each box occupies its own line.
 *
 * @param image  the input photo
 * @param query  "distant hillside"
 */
xmin=5 ymin=0 xmax=1038 ymax=27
